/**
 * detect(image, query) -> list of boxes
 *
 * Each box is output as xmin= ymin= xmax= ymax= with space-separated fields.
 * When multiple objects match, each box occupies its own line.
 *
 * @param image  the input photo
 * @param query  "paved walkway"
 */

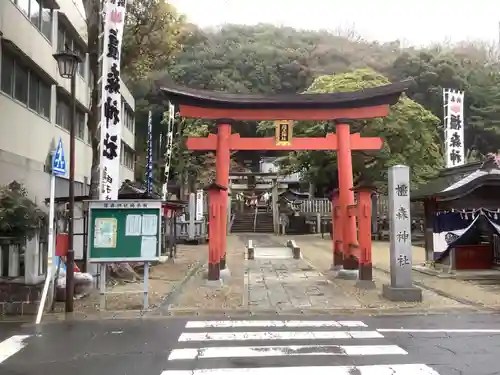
xmin=291 ymin=234 xmax=500 ymax=310
xmin=164 ymin=234 xmax=363 ymax=314
xmin=246 ymin=257 xmax=360 ymax=311
xmin=242 ymin=234 xmax=352 ymax=310
xmin=46 ymin=234 xmax=500 ymax=320
xmin=160 ymin=234 xmax=496 ymax=315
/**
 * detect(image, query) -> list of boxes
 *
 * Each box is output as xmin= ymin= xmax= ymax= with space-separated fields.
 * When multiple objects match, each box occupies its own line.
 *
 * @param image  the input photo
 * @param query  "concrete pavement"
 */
xmin=293 ymin=234 xmax=500 ymax=309
xmin=2 ymin=314 xmax=500 ymax=374
xmin=160 ymin=234 xmax=497 ymax=315
xmin=34 ymin=233 xmax=499 ymax=321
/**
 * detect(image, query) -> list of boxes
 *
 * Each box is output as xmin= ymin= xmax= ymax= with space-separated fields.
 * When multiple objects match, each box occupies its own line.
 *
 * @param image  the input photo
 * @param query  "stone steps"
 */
xmin=231 ymin=212 xmax=274 ymax=233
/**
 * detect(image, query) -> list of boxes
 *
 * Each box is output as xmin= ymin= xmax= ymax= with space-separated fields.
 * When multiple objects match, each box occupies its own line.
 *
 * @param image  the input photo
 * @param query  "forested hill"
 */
xmin=126 ymin=13 xmax=500 ymax=192
xmin=170 ymin=23 xmax=409 ymax=94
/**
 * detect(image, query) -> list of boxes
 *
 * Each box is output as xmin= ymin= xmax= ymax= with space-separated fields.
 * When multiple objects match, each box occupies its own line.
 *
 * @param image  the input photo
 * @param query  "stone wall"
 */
xmin=0 ymin=281 xmax=43 ymax=315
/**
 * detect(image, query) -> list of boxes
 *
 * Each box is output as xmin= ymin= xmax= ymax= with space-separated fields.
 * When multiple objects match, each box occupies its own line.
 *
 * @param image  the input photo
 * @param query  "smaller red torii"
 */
xmin=186 ymin=133 xmax=383 ymax=151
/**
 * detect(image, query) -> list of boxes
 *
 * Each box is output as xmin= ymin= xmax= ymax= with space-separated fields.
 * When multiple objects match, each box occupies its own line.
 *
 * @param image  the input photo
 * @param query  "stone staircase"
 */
xmin=231 ymin=211 xmax=274 ymax=233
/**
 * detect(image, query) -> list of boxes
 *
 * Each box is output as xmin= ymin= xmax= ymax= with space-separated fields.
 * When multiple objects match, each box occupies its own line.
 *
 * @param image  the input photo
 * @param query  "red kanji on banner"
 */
xmin=451 ymin=102 xmax=461 ymax=114
xmin=110 ymin=9 xmax=123 ymax=24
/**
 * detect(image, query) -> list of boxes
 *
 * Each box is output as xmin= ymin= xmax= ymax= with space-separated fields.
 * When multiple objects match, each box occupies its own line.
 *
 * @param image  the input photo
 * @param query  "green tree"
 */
xmin=0 ymin=182 xmax=47 ymax=240
xmin=258 ymin=69 xmax=443 ymax=193
xmin=168 ymin=117 xmax=240 ymax=193
xmin=386 ymin=47 xmax=500 ymax=158
xmin=466 ymin=69 xmax=500 ymax=156
xmin=386 ymin=50 xmax=468 ymax=120
xmin=170 ymin=24 xmax=407 ymax=95
xmin=122 ymin=0 xmax=186 ymax=82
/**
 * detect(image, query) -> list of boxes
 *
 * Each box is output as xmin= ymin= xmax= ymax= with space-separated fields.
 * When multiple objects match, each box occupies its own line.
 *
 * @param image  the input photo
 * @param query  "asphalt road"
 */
xmin=1 ymin=313 xmax=500 ymax=375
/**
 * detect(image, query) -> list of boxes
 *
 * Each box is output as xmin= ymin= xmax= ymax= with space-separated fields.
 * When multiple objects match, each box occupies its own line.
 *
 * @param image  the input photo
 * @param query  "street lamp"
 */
xmin=53 ymin=51 xmax=81 ymax=79
xmin=53 ymin=50 xmax=82 ymax=313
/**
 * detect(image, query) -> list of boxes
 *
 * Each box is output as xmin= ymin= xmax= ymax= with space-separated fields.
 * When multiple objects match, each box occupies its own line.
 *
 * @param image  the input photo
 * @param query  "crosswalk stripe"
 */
xmin=178 ymin=331 xmax=383 ymax=341
xmin=0 ymin=335 xmax=30 ymax=364
xmin=165 ymin=319 xmax=441 ymax=375
xmin=185 ymin=320 xmax=367 ymax=328
xmin=168 ymin=344 xmax=408 ymax=360
xmin=161 ymin=364 xmax=440 ymax=375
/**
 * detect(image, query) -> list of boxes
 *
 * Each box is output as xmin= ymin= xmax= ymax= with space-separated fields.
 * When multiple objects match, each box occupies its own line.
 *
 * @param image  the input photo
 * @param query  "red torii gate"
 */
xmin=161 ymin=82 xmax=410 ymax=282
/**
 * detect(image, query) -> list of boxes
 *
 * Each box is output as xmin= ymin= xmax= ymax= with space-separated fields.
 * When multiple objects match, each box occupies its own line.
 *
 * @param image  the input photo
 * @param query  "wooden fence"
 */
xmin=295 ymin=195 xmax=423 ymax=218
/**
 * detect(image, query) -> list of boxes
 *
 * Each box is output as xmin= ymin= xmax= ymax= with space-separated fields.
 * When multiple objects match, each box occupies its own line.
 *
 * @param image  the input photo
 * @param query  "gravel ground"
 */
xmin=167 ymin=236 xmax=246 ymax=311
xmin=50 ymin=243 xmax=207 ymax=315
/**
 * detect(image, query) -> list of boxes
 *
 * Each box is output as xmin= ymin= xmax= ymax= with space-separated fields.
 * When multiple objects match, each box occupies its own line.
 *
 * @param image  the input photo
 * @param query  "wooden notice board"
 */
xmin=87 ymin=200 xmax=162 ymax=262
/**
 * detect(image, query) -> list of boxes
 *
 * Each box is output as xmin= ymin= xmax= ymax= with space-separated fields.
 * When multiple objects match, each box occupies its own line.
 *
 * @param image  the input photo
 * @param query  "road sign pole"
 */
xmin=36 ymin=138 xmax=67 ymax=325
xmin=35 ymin=163 xmax=57 ymax=325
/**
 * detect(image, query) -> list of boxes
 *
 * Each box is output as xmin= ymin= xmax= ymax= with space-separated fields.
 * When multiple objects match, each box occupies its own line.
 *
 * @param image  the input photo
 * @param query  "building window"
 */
xmin=14 ymin=63 xmax=29 ymax=105
xmin=28 ymin=73 xmax=39 ymax=111
xmin=1 ymin=53 xmax=14 ymax=96
xmin=11 ymin=0 xmax=53 ymax=41
xmin=122 ymin=100 xmax=135 ymax=133
xmin=73 ymin=44 xmax=86 ymax=78
xmin=121 ymin=143 xmax=135 ymax=170
xmin=76 ymin=110 xmax=86 ymax=141
xmin=57 ymin=24 xmax=86 ymax=78
xmin=39 ymin=81 xmax=51 ymax=119
xmin=0 ymin=49 xmax=51 ymax=119
xmin=55 ymin=95 xmax=70 ymax=131
xmin=41 ymin=8 xmax=52 ymax=41
xmin=13 ymin=0 xmax=29 ymax=16
xmin=55 ymin=94 xmax=86 ymax=139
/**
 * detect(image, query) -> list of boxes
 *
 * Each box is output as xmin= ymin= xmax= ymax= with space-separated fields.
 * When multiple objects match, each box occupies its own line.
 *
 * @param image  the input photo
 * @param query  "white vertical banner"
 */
xmin=443 ymin=89 xmax=465 ymax=168
xmin=162 ymin=102 xmax=175 ymax=200
xmin=99 ymin=0 xmax=128 ymax=200
xmin=195 ymin=189 xmax=204 ymax=220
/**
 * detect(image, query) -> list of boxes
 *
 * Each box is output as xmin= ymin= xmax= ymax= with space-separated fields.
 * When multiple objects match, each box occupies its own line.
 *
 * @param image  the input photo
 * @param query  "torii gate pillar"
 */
xmin=215 ymin=122 xmax=231 ymax=271
xmin=336 ymin=121 xmax=359 ymax=277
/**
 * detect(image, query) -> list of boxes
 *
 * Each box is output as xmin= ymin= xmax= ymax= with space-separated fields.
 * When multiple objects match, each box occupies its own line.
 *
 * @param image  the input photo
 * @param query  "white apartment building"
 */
xmin=0 ymin=0 xmax=136 ymax=206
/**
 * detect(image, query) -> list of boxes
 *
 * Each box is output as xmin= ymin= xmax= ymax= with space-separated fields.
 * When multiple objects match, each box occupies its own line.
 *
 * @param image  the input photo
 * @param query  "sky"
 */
xmin=170 ymin=0 xmax=500 ymax=47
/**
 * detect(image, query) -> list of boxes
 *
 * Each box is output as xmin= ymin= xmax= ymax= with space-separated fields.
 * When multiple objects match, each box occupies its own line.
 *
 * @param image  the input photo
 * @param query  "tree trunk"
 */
xmin=83 ymin=0 xmax=101 ymax=199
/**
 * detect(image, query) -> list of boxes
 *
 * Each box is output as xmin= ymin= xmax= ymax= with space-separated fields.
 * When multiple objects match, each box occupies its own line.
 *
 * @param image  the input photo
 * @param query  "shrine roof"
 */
xmin=160 ymin=80 xmax=413 ymax=110
xmin=412 ymin=156 xmax=500 ymax=201
xmin=163 ymin=200 xmax=187 ymax=209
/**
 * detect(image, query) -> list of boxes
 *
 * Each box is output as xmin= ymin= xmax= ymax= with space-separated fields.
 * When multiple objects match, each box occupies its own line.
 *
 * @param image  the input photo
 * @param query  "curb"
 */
xmin=161 ymin=305 xmax=481 ymax=317
xmin=19 ymin=307 xmax=498 ymax=325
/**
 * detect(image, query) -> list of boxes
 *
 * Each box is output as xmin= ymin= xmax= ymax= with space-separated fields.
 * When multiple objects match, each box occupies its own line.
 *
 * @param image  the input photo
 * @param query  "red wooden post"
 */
xmin=205 ymin=183 xmax=227 ymax=281
xmin=331 ymin=189 xmax=343 ymax=270
xmin=216 ymin=123 xmax=231 ymax=270
xmin=336 ymin=121 xmax=358 ymax=271
xmin=353 ymin=183 xmax=376 ymax=288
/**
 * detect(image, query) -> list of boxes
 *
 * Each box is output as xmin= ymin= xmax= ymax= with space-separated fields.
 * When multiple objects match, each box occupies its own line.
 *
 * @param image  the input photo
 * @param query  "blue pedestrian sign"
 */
xmin=52 ymin=138 xmax=66 ymax=176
